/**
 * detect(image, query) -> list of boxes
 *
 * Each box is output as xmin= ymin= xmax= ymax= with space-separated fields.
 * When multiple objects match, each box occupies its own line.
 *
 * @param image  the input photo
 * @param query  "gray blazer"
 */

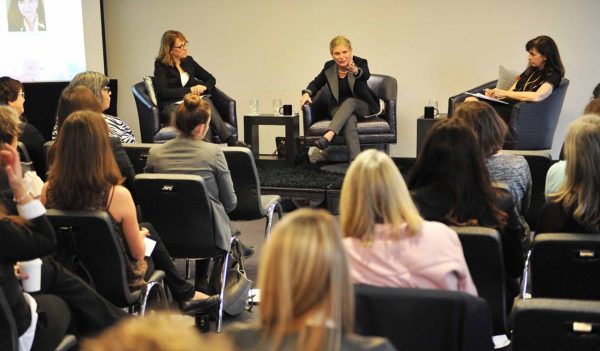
xmin=144 ymin=137 xmax=237 ymax=250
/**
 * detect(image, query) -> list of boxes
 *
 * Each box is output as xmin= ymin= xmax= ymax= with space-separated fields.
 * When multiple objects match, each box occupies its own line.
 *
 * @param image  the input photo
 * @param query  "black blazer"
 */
xmin=153 ymin=56 xmax=216 ymax=111
xmin=303 ymin=56 xmax=380 ymax=115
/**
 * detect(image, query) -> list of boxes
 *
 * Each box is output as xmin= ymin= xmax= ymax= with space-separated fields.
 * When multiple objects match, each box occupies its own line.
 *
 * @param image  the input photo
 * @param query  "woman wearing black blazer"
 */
xmin=301 ymin=36 xmax=380 ymax=161
xmin=154 ymin=30 xmax=248 ymax=148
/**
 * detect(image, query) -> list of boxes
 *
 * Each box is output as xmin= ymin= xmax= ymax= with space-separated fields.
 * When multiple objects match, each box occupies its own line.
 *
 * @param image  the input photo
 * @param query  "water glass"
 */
xmin=428 ymin=99 xmax=439 ymax=117
xmin=249 ymin=97 xmax=259 ymax=115
xmin=273 ymin=98 xmax=282 ymax=115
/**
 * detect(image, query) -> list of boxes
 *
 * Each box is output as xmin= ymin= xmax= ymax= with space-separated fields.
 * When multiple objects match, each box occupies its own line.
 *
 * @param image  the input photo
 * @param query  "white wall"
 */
xmin=103 ymin=0 xmax=600 ymax=158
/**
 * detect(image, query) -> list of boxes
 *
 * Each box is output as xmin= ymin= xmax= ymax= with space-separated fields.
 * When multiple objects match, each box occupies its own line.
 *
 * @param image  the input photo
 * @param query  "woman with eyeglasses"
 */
xmin=7 ymin=0 xmax=46 ymax=32
xmin=51 ymin=71 xmax=137 ymax=144
xmin=0 ymin=76 xmax=46 ymax=178
xmin=154 ymin=30 xmax=248 ymax=148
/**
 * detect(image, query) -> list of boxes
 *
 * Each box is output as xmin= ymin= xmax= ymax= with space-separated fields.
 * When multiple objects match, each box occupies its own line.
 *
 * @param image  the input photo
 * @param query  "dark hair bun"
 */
xmin=183 ymin=94 xmax=201 ymax=110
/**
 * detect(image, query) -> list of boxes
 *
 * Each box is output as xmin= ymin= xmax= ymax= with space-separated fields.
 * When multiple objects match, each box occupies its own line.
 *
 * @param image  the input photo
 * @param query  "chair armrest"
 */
xmin=448 ymin=80 xmax=497 ymax=115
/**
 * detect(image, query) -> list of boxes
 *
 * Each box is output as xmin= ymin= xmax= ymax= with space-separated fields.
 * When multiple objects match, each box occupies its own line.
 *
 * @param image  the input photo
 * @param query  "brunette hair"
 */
xmin=341 ymin=149 xmax=423 ymax=242
xmin=584 ymin=98 xmax=600 ymax=115
xmin=55 ymin=85 xmax=103 ymax=134
xmin=453 ymin=101 xmax=507 ymax=157
xmin=554 ymin=114 xmax=600 ymax=232
xmin=258 ymin=208 xmax=354 ymax=351
xmin=157 ymin=30 xmax=187 ymax=67
xmin=526 ymin=35 xmax=565 ymax=77
xmin=175 ymin=94 xmax=210 ymax=137
xmin=593 ymin=83 xmax=600 ymax=99
xmin=47 ymin=111 xmax=122 ymax=210
xmin=0 ymin=76 xmax=23 ymax=105
xmin=408 ymin=118 xmax=507 ymax=227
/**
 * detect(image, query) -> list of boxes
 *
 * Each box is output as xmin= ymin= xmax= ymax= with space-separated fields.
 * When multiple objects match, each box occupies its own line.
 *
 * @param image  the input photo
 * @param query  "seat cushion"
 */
xmin=153 ymin=126 xmax=177 ymax=143
xmin=305 ymin=116 xmax=394 ymax=136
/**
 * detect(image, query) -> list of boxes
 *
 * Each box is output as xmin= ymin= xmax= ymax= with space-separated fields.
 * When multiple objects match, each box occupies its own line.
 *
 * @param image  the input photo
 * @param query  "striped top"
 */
xmin=52 ymin=113 xmax=137 ymax=144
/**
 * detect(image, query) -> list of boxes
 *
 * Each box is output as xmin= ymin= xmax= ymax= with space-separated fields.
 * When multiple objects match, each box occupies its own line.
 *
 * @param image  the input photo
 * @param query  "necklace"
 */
xmin=520 ymin=69 xmax=542 ymax=92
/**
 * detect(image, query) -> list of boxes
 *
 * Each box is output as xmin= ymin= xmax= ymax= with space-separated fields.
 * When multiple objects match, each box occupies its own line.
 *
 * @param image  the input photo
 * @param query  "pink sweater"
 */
xmin=343 ymin=221 xmax=477 ymax=296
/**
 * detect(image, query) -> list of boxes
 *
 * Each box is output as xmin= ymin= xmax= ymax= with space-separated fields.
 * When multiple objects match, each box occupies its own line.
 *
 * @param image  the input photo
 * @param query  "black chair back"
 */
xmin=134 ymin=174 xmax=218 ymax=258
xmin=223 ymin=147 xmax=264 ymax=219
xmin=123 ymin=143 xmax=153 ymax=174
xmin=511 ymin=298 xmax=600 ymax=351
xmin=16 ymin=141 xmax=31 ymax=163
xmin=452 ymin=226 xmax=507 ymax=335
xmin=132 ymin=81 xmax=160 ymax=143
xmin=531 ymin=233 xmax=600 ymax=299
xmin=46 ymin=209 xmax=140 ymax=308
xmin=354 ymin=285 xmax=493 ymax=351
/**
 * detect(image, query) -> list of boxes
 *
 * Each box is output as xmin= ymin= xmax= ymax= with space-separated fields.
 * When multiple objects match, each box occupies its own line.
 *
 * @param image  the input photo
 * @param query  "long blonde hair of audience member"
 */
xmin=81 ymin=313 xmax=232 ymax=351
xmin=175 ymin=94 xmax=211 ymax=138
xmin=341 ymin=149 xmax=423 ymax=242
xmin=157 ymin=30 xmax=187 ymax=67
xmin=258 ymin=208 xmax=353 ymax=351
xmin=0 ymin=105 xmax=26 ymax=223
xmin=554 ymin=114 xmax=600 ymax=232
xmin=46 ymin=111 xmax=123 ymax=210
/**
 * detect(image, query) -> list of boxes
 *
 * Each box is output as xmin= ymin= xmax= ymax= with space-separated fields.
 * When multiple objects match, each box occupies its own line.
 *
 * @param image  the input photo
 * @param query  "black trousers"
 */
xmin=162 ymin=97 xmax=232 ymax=142
xmin=30 ymin=294 xmax=70 ymax=351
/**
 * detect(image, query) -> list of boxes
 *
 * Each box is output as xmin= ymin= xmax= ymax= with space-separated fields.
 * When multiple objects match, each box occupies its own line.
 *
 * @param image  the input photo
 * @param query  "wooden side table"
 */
xmin=244 ymin=114 xmax=300 ymax=167
xmin=416 ymin=114 xmax=448 ymax=156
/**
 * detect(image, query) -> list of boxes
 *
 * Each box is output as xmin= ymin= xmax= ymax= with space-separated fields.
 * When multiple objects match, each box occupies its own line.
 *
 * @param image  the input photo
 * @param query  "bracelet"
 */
xmin=13 ymin=191 xmax=32 ymax=204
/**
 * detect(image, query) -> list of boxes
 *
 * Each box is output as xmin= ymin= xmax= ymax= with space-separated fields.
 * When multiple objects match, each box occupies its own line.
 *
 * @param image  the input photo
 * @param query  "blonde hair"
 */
xmin=157 ymin=30 xmax=187 ymax=67
xmin=81 ymin=313 xmax=232 ymax=351
xmin=554 ymin=114 xmax=600 ymax=232
xmin=329 ymin=35 xmax=351 ymax=54
xmin=258 ymin=208 xmax=354 ymax=351
xmin=0 ymin=105 xmax=21 ymax=143
xmin=341 ymin=149 xmax=423 ymax=242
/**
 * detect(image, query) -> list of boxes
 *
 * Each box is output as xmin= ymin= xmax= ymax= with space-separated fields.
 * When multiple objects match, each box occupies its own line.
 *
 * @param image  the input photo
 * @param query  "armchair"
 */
xmin=302 ymin=74 xmax=397 ymax=154
xmin=448 ymin=78 xmax=569 ymax=150
xmin=132 ymin=77 xmax=238 ymax=143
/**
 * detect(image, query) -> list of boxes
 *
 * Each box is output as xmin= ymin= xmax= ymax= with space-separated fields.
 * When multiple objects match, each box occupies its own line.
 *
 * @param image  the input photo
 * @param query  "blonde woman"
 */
xmin=227 ymin=208 xmax=395 ymax=351
xmin=341 ymin=150 xmax=477 ymax=295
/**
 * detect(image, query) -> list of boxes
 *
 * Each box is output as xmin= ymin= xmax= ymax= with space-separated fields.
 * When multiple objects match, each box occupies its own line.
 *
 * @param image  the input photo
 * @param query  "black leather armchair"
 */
xmin=448 ymin=78 xmax=569 ymax=150
xmin=132 ymin=78 xmax=238 ymax=143
xmin=302 ymin=74 xmax=397 ymax=153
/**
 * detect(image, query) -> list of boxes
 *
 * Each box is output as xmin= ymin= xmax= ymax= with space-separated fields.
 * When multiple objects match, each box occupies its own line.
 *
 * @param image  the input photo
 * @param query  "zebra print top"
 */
xmin=52 ymin=113 xmax=137 ymax=144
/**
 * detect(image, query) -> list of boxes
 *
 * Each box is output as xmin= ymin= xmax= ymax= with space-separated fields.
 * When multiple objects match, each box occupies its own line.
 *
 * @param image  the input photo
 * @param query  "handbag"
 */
xmin=222 ymin=238 xmax=252 ymax=316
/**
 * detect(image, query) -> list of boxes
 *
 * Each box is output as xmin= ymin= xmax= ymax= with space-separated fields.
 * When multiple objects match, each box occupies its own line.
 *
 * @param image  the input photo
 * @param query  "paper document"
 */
xmin=465 ymin=92 xmax=509 ymax=105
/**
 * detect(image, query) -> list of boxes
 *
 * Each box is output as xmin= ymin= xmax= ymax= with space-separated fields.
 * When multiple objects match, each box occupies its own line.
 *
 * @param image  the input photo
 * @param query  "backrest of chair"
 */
xmin=354 ymin=285 xmax=493 ymax=351
xmin=452 ymin=226 xmax=507 ymax=335
xmin=511 ymin=298 xmax=600 ymax=351
xmin=123 ymin=143 xmax=153 ymax=174
xmin=132 ymin=81 xmax=160 ymax=143
xmin=513 ymin=78 xmax=569 ymax=150
xmin=46 ymin=209 xmax=136 ymax=307
xmin=0 ymin=285 xmax=18 ymax=351
xmin=222 ymin=147 xmax=263 ymax=220
xmin=16 ymin=141 xmax=31 ymax=163
xmin=531 ymin=233 xmax=600 ymax=299
xmin=134 ymin=174 xmax=217 ymax=258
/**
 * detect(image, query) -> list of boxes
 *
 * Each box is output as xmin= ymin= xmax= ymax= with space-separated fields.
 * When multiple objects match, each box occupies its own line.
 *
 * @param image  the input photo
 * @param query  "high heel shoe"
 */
xmin=314 ymin=136 xmax=330 ymax=150
xmin=179 ymin=295 xmax=219 ymax=314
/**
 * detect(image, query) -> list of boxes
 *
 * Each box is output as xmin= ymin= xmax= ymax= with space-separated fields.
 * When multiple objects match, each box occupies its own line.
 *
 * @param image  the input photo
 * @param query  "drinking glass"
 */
xmin=273 ymin=98 xmax=282 ymax=115
xmin=249 ymin=97 xmax=259 ymax=115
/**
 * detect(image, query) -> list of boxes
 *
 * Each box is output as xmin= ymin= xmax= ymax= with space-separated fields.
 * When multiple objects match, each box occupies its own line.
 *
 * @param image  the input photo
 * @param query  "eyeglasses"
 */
xmin=101 ymin=86 xmax=111 ymax=93
xmin=173 ymin=41 xmax=189 ymax=50
xmin=19 ymin=91 xmax=25 ymax=98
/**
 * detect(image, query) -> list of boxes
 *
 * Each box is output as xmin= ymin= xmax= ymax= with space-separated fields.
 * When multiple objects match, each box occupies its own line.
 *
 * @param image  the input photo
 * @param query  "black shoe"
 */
xmin=314 ymin=136 xmax=330 ymax=150
xmin=179 ymin=295 xmax=219 ymax=314
xmin=240 ymin=242 xmax=256 ymax=259
xmin=234 ymin=140 xmax=252 ymax=149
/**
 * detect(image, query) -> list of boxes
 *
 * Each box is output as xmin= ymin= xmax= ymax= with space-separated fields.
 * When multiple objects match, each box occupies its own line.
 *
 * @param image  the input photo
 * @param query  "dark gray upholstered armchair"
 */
xmin=132 ymin=77 xmax=238 ymax=144
xmin=302 ymin=74 xmax=397 ymax=154
xmin=448 ymin=78 xmax=569 ymax=150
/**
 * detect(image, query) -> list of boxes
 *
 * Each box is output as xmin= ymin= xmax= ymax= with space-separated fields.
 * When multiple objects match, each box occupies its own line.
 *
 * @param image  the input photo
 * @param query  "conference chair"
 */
xmin=16 ymin=141 xmax=31 ymax=163
xmin=46 ymin=209 xmax=167 ymax=316
xmin=529 ymin=233 xmax=600 ymax=300
xmin=448 ymin=78 xmax=569 ymax=150
xmin=123 ymin=143 xmax=153 ymax=174
xmin=354 ymin=285 xmax=494 ymax=351
xmin=511 ymin=298 xmax=600 ymax=351
xmin=223 ymin=147 xmax=283 ymax=239
xmin=451 ymin=226 xmax=508 ymax=336
xmin=132 ymin=77 xmax=238 ymax=143
xmin=134 ymin=173 xmax=232 ymax=332
xmin=302 ymin=74 xmax=397 ymax=154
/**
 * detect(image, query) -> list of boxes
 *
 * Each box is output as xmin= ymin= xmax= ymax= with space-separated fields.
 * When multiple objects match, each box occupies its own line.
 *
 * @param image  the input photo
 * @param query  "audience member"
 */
xmin=51 ymin=71 xmax=136 ymax=143
xmin=144 ymin=94 xmax=252 ymax=294
xmin=42 ymin=111 xmax=217 ymax=311
xmin=537 ymin=114 xmax=600 ymax=233
xmin=0 ymin=76 xmax=46 ymax=178
xmin=340 ymin=149 xmax=476 ymax=296
xmin=154 ymin=30 xmax=248 ymax=147
xmin=300 ymin=35 xmax=380 ymax=161
xmin=453 ymin=100 xmax=531 ymax=213
xmin=408 ymin=118 xmax=525 ymax=301
xmin=81 ymin=313 xmax=232 ymax=351
xmin=52 ymin=85 xmax=136 ymax=197
xmin=227 ymin=208 xmax=396 ymax=351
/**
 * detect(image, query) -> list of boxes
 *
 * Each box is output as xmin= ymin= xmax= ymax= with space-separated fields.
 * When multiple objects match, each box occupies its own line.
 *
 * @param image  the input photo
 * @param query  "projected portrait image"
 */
xmin=6 ymin=0 xmax=46 ymax=32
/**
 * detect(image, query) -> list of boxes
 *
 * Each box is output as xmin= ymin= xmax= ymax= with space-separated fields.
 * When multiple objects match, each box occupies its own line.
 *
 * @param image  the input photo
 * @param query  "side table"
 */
xmin=244 ymin=114 xmax=300 ymax=167
xmin=416 ymin=113 xmax=448 ymax=156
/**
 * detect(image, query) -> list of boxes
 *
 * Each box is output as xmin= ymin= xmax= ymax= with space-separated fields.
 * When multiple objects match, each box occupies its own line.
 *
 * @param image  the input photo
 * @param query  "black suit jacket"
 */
xmin=303 ymin=56 xmax=379 ymax=115
xmin=153 ymin=56 xmax=216 ymax=111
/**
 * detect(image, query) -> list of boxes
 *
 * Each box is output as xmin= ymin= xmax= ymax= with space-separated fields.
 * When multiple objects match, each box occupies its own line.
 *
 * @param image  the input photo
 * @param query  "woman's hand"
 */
xmin=191 ymin=85 xmax=207 ymax=95
xmin=14 ymin=265 xmax=29 ymax=280
xmin=347 ymin=60 xmax=358 ymax=75
xmin=1 ymin=144 xmax=29 ymax=203
xmin=300 ymin=92 xmax=312 ymax=106
xmin=485 ymin=88 xmax=509 ymax=99
xmin=139 ymin=227 xmax=149 ymax=238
